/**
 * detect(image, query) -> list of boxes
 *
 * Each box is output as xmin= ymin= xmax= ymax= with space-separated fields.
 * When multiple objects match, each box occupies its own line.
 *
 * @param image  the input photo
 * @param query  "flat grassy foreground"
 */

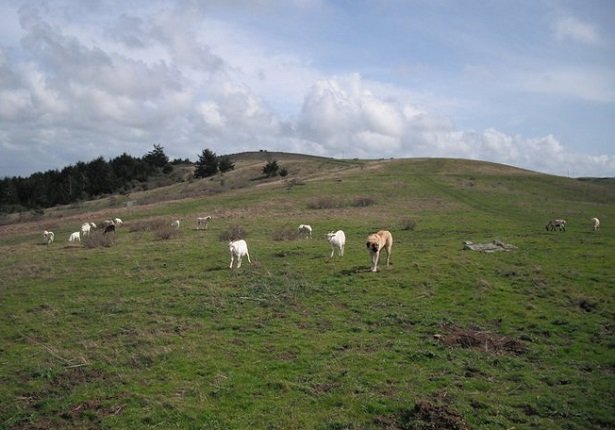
xmin=1 ymin=157 xmax=614 ymax=429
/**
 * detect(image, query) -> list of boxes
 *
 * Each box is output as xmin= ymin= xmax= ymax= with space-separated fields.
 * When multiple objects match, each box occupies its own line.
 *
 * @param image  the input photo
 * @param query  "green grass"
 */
xmin=1 ymin=157 xmax=614 ymax=429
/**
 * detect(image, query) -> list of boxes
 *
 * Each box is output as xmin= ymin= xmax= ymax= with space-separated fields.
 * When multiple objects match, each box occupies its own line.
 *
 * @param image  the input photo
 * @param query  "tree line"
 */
xmin=1 ymin=146 xmax=230 ymax=213
xmin=1 ymin=146 xmax=292 ymax=213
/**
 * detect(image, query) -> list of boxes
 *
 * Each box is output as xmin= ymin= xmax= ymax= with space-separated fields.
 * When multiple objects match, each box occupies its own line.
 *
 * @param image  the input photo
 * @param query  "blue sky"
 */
xmin=1 ymin=0 xmax=613 ymax=177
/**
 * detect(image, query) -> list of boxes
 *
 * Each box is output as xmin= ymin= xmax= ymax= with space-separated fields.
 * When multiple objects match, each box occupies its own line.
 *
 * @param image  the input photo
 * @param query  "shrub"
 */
xmin=219 ymin=225 xmax=247 ymax=242
xmin=272 ymin=228 xmax=299 ymax=241
xmin=307 ymin=197 xmax=341 ymax=209
xmin=400 ymin=218 xmax=417 ymax=231
xmin=351 ymin=196 xmax=375 ymax=207
xmin=154 ymin=225 xmax=179 ymax=240
xmin=307 ymin=196 xmax=376 ymax=209
xmin=82 ymin=231 xmax=115 ymax=248
xmin=127 ymin=217 xmax=179 ymax=240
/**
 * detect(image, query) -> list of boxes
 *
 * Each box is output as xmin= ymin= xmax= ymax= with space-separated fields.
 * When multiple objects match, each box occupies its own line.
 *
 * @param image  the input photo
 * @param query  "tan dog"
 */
xmin=366 ymin=230 xmax=393 ymax=272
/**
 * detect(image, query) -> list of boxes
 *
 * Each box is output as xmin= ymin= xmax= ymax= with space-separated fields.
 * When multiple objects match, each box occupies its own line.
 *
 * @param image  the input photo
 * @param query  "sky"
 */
xmin=0 ymin=0 xmax=614 ymax=178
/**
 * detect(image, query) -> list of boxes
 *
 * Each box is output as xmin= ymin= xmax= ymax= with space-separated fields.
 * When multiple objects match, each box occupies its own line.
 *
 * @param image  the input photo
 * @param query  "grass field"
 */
xmin=1 ymin=155 xmax=614 ymax=429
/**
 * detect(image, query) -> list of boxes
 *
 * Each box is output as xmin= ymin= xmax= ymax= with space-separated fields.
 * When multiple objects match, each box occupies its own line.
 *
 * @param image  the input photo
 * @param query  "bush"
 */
xmin=400 ymin=218 xmax=417 ymax=231
xmin=272 ymin=228 xmax=299 ymax=241
xmin=351 ymin=197 xmax=375 ymax=207
xmin=154 ymin=225 xmax=179 ymax=240
xmin=127 ymin=217 xmax=179 ymax=240
xmin=219 ymin=225 xmax=247 ymax=242
xmin=307 ymin=198 xmax=342 ymax=209
xmin=307 ymin=196 xmax=375 ymax=210
xmin=82 ymin=231 xmax=115 ymax=248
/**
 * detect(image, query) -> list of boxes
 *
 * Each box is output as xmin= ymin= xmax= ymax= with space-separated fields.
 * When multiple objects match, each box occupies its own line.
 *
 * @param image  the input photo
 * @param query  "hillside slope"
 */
xmin=1 ymin=154 xmax=614 ymax=429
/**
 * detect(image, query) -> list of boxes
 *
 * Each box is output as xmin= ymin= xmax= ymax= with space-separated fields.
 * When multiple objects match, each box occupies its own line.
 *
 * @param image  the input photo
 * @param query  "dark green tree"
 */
xmin=194 ymin=149 xmax=219 ymax=178
xmin=144 ymin=144 xmax=170 ymax=169
xmin=218 ymin=156 xmax=235 ymax=174
xmin=85 ymin=156 xmax=116 ymax=196
xmin=262 ymin=160 xmax=280 ymax=177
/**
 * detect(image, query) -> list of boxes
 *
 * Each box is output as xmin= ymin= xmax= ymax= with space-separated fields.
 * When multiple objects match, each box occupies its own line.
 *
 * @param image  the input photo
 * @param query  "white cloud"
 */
xmin=554 ymin=16 xmax=601 ymax=45
xmin=0 ymin=1 xmax=613 ymax=179
xmin=296 ymin=74 xmax=615 ymax=176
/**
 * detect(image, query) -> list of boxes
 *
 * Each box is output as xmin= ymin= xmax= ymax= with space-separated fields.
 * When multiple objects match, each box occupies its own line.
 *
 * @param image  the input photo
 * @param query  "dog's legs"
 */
xmin=371 ymin=250 xmax=380 ymax=272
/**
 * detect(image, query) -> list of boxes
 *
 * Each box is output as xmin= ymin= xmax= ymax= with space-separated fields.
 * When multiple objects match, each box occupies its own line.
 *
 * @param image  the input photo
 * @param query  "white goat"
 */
xmin=114 ymin=218 xmax=123 ymax=226
xmin=43 ymin=230 xmax=54 ymax=245
xmin=81 ymin=222 xmax=91 ymax=236
xmin=68 ymin=231 xmax=81 ymax=242
xmin=197 ymin=216 xmax=212 ymax=230
xmin=591 ymin=217 xmax=600 ymax=231
xmin=229 ymin=239 xmax=251 ymax=269
xmin=171 ymin=219 xmax=181 ymax=229
xmin=326 ymin=230 xmax=346 ymax=258
xmin=545 ymin=219 xmax=566 ymax=231
xmin=298 ymin=224 xmax=313 ymax=239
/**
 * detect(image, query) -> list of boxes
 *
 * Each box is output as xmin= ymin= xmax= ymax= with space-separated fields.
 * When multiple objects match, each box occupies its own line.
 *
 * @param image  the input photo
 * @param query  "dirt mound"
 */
xmin=375 ymin=400 xmax=470 ymax=430
xmin=438 ymin=324 xmax=527 ymax=355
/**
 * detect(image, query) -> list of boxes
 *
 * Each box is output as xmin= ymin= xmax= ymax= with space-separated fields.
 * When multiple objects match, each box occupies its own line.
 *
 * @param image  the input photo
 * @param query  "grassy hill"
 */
xmin=1 ymin=155 xmax=614 ymax=429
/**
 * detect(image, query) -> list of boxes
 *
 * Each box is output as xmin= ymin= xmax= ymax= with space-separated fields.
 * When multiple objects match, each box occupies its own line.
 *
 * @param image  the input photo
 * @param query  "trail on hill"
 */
xmin=414 ymin=174 xmax=506 ymax=217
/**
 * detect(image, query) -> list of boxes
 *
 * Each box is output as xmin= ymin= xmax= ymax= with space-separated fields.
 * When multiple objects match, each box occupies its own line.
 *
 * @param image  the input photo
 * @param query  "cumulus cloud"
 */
xmin=0 ymin=2 xmax=613 ymax=179
xmin=296 ymin=74 xmax=615 ymax=176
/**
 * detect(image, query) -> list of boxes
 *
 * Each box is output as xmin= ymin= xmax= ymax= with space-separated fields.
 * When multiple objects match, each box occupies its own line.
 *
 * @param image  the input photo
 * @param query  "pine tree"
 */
xmin=218 ymin=156 xmax=235 ymax=174
xmin=194 ymin=149 xmax=219 ymax=178
xmin=262 ymin=160 xmax=280 ymax=177
xmin=144 ymin=144 xmax=170 ymax=169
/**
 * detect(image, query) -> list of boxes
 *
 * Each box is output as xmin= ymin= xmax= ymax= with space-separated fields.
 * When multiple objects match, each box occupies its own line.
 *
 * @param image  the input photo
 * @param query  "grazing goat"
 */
xmin=171 ymin=219 xmax=181 ymax=229
xmin=366 ymin=230 xmax=393 ymax=272
xmin=591 ymin=217 xmax=600 ymax=231
xmin=81 ymin=222 xmax=91 ymax=236
xmin=197 ymin=216 xmax=212 ymax=230
xmin=326 ymin=230 xmax=346 ymax=258
xmin=68 ymin=231 xmax=81 ymax=242
xmin=298 ymin=224 xmax=313 ymax=239
xmin=545 ymin=219 xmax=566 ymax=231
xmin=103 ymin=223 xmax=116 ymax=235
xmin=114 ymin=218 xmax=123 ymax=226
xmin=229 ymin=239 xmax=251 ymax=269
xmin=43 ymin=230 xmax=54 ymax=245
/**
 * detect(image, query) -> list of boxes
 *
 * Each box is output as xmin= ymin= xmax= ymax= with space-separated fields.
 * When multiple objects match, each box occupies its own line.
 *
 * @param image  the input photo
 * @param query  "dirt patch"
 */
xmin=375 ymin=400 xmax=471 ymax=430
xmin=437 ymin=324 xmax=527 ymax=355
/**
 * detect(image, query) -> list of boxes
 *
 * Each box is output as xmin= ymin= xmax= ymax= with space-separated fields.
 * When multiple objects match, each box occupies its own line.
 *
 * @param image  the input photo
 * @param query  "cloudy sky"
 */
xmin=1 ymin=0 xmax=614 ymax=178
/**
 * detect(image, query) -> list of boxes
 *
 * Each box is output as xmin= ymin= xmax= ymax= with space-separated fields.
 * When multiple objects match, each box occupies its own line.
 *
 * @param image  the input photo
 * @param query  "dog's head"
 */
xmin=366 ymin=234 xmax=380 ymax=252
